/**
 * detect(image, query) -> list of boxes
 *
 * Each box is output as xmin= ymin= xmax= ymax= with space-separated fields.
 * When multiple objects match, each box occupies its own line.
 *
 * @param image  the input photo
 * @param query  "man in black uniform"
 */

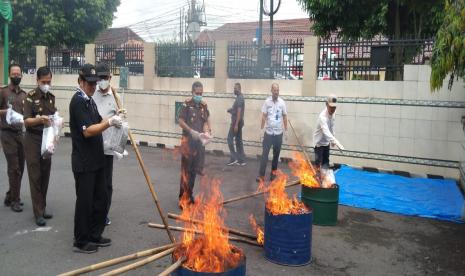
xmin=23 ymin=66 xmax=56 ymax=226
xmin=0 ymin=63 xmax=26 ymax=212
xmin=69 ymin=63 xmax=122 ymax=253
xmin=178 ymin=81 xmax=211 ymax=207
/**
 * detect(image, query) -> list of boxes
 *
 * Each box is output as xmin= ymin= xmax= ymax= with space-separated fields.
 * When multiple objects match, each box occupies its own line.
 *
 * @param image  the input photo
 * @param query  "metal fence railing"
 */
xmin=10 ymin=48 xmax=36 ymax=74
xmin=318 ymin=37 xmax=434 ymax=81
xmin=95 ymin=44 xmax=144 ymax=75
xmin=228 ymin=39 xmax=304 ymax=80
xmin=155 ymin=42 xmax=215 ymax=78
xmin=47 ymin=47 xmax=85 ymax=74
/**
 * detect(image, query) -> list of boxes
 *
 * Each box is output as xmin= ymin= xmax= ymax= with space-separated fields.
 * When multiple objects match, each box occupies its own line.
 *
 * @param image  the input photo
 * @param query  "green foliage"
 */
xmin=430 ymin=0 xmax=465 ymax=91
xmin=297 ymin=0 xmax=444 ymax=40
xmin=5 ymin=0 xmax=120 ymax=55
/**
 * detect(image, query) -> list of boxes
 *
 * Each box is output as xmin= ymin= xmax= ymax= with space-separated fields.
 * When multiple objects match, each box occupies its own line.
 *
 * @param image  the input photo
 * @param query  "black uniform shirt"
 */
xmin=69 ymin=88 xmax=104 ymax=172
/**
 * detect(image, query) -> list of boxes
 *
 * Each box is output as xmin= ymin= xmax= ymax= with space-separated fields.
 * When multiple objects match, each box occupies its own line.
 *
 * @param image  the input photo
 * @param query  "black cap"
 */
xmin=79 ymin=63 xmax=99 ymax=82
xmin=96 ymin=63 xmax=111 ymax=77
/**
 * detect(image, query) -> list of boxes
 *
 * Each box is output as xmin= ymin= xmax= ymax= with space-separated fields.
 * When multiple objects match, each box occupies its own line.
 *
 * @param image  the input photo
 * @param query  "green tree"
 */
xmin=430 ymin=0 xmax=465 ymax=91
xmin=297 ymin=0 xmax=444 ymax=40
xmin=5 ymin=0 xmax=120 ymax=54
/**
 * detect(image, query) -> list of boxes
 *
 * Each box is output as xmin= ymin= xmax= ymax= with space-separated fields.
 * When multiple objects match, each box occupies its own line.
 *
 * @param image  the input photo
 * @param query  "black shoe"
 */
xmin=73 ymin=243 xmax=98 ymax=254
xmin=36 ymin=217 xmax=46 ymax=226
xmin=270 ymin=174 xmax=276 ymax=181
xmin=4 ymin=197 xmax=11 ymax=207
xmin=227 ymin=160 xmax=238 ymax=166
xmin=90 ymin=237 xmax=111 ymax=247
xmin=256 ymin=176 xmax=265 ymax=183
xmin=10 ymin=202 xmax=23 ymax=212
xmin=43 ymin=212 xmax=53 ymax=219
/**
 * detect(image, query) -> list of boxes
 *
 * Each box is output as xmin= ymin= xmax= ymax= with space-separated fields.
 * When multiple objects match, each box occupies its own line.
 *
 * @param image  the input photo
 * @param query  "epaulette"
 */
xmin=200 ymin=100 xmax=208 ymax=107
xmin=27 ymin=90 xmax=36 ymax=96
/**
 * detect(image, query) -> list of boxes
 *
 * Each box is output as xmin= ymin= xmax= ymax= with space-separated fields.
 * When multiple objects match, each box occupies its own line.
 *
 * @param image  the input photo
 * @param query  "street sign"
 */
xmin=119 ymin=66 xmax=129 ymax=89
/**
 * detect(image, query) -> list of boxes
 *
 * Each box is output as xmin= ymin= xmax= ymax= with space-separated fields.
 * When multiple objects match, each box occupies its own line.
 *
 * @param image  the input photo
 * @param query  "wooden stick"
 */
xmin=148 ymin=223 xmax=262 ymax=247
xmin=167 ymin=213 xmax=258 ymax=240
xmin=221 ymin=179 xmax=300 ymax=205
xmin=112 ymin=88 xmax=175 ymax=243
xmin=58 ymin=244 xmax=177 ymax=276
xmin=100 ymin=247 xmax=176 ymax=276
xmin=288 ymin=119 xmax=318 ymax=176
xmin=158 ymin=256 xmax=186 ymax=276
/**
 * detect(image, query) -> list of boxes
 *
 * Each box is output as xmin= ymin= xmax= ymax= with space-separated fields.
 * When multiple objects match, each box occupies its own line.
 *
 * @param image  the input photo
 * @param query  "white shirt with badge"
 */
xmin=261 ymin=96 xmax=287 ymax=135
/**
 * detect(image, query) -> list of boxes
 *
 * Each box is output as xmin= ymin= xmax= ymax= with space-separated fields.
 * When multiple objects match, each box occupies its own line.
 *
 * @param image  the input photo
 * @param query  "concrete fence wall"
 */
xmin=19 ymin=64 xmax=465 ymax=179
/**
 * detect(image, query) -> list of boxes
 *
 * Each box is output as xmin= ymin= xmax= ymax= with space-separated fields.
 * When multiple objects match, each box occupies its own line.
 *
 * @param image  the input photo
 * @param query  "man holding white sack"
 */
xmin=313 ymin=94 xmax=344 ymax=170
xmin=23 ymin=67 xmax=56 ymax=226
xmin=70 ymin=63 xmax=123 ymax=253
xmin=92 ymin=62 xmax=125 ymax=226
xmin=0 ymin=63 xmax=26 ymax=212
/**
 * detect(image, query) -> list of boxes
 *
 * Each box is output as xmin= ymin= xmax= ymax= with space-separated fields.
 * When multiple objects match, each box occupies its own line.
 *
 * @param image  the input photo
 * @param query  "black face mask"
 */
xmin=10 ymin=77 xmax=21 ymax=86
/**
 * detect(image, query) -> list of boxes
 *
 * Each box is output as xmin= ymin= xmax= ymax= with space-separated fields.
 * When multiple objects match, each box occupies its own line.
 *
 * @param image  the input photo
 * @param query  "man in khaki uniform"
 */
xmin=23 ymin=66 xmax=57 ymax=226
xmin=0 ymin=63 xmax=27 ymax=212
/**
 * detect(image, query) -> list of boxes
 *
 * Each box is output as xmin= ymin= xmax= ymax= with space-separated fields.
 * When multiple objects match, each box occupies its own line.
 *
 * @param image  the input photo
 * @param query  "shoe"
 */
xmin=90 ymin=237 xmax=112 ymax=247
xmin=4 ymin=197 xmax=11 ymax=207
xmin=73 ymin=243 xmax=98 ymax=254
xmin=237 ymin=161 xmax=246 ymax=166
xmin=36 ymin=217 xmax=46 ymax=226
xmin=105 ymin=217 xmax=111 ymax=225
xmin=227 ymin=160 xmax=238 ymax=166
xmin=270 ymin=174 xmax=276 ymax=181
xmin=43 ymin=212 xmax=53 ymax=219
xmin=10 ymin=202 xmax=23 ymax=212
xmin=256 ymin=176 xmax=265 ymax=183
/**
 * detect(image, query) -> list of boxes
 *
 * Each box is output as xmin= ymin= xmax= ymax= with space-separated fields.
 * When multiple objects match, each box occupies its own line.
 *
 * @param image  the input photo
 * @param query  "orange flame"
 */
xmin=289 ymin=152 xmax=320 ymax=188
xmin=248 ymin=215 xmax=264 ymax=245
xmin=175 ymin=178 xmax=243 ymax=273
xmin=260 ymin=170 xmax=308 ymax=215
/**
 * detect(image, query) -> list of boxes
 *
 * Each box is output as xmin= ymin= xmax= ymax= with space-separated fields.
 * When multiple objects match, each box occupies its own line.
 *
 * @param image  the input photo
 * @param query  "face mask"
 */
xmin=10 ymin=77 xmax=21 ymax=86
xmin=98 ymin=79 xmax=110 ymax=90
xmin=39 ymin=84 xmax=50 ymax=94
xmin=193 ymin=95 xmax=202 ymax=104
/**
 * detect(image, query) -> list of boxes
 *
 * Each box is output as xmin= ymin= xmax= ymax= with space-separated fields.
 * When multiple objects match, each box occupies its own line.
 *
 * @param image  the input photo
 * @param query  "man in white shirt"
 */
xmin=313 ymin=94 xmax=344 ymax=169
xmin=92 ymin=63 xmax=120 ymax=226
xmin=257 ymin=83 xmax=287 ymax=182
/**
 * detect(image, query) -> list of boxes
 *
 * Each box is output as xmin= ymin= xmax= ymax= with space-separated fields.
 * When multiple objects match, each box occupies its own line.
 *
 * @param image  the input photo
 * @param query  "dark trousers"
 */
xmin=24 ymin=132 xmax=51 ymax=218
xmin=1 ymin=130 xmax=25 ymax=203
xmin=314 ymin=145 xmax=330 ymax=168
xmin=73 ymin=168 xmax=108 ymax=247
xmin=227 ymin=121 xmax=245 ymax=162
xmin=258 ymin=133 xmax=283 ymax=177
xmin=179 ymin=138 xmax=205 ymax=202
xmin=104 ymin=155 xmax=114 ymax=216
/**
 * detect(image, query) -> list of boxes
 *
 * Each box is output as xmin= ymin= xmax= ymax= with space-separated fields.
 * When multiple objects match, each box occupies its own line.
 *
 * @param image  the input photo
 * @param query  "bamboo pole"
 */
xmin=148 ymin=223 xmax=262 ymax=247
xmin=112 ymin=88 xmax=175 ymax=243
xmin=167 ymin=213 xmax=257 ymax=240
xmin=221 ymin=179 xmax=300 ymax=205
xmin=100 ymin=247 xmax=176 ymax=276
xmin=158 ymin=256 xmax=186 ymax=276
xmin=58 ymin=244 xmax=177 ymax=276
xmin=288 ymin=119 xmax=318 ymax=176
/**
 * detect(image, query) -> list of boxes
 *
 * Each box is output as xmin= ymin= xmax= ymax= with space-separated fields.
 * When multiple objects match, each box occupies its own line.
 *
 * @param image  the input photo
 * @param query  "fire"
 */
xmin=260 ymin=170 xmax=308 ymax=215
xmin=175 ymin=178 xmax=243 ymax=272
xmin=289 ymin=152 xmax=320 ymax=188
xmin=248 ymin=215 xmax=264 ymax=245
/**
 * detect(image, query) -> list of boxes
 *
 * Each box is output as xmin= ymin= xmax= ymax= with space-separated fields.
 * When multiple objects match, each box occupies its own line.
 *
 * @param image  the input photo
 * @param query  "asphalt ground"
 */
xmin=0 ymin=138 xmax=464 ymax=275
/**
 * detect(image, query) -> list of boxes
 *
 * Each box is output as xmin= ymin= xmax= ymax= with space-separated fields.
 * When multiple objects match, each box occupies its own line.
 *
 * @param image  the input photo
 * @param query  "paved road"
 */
xmin=0 ymin=138 xmax=464 ymax=275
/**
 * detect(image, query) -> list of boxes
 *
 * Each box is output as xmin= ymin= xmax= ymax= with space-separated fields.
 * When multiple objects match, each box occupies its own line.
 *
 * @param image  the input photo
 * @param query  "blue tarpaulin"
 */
xmin=335 ymin=165 xmax=465 ymax=223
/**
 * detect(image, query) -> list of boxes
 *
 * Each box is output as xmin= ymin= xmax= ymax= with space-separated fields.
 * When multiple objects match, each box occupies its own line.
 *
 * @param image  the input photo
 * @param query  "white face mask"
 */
xmin=98 ymin=80 xmax=110 ymax=91
xmin=39 ymin=84 xmax=50 ymax=93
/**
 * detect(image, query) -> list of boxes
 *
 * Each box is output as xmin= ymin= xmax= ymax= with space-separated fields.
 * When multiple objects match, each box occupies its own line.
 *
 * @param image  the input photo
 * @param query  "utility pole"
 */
xmin=258 ymin=0 xmax=263 ymax=47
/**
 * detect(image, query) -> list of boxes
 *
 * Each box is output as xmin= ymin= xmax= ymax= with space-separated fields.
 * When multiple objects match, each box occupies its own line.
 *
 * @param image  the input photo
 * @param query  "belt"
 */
xmin=1 ymin=128 xmax=22 ymax=134
xmin=26 ymin=129 xmax=43 ymax=135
